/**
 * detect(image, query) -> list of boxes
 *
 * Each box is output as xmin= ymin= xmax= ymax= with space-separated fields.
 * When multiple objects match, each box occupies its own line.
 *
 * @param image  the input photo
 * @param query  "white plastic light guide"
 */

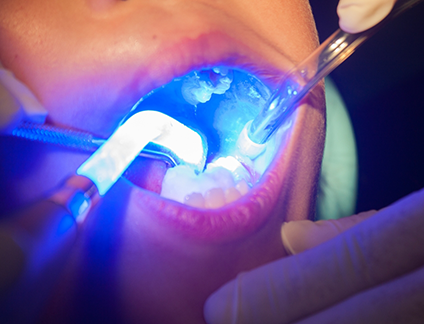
xmin=77 ymin=110 xmax=206 ymax=196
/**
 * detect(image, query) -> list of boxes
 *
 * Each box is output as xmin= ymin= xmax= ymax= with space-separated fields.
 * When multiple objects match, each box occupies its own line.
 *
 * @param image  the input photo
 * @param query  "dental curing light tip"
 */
xmin=77 ymin=110 xmax=206 ymax=196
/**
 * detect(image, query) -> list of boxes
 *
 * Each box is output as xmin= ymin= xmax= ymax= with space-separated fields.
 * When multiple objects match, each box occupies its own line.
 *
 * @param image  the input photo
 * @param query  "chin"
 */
xmin=36 ymin=32 xmax=326 ymax=323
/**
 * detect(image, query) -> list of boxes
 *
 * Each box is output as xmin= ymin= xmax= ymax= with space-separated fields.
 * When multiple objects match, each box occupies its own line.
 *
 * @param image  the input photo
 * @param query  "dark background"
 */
xmin=309 ymin=0 xmax=424 ymax=212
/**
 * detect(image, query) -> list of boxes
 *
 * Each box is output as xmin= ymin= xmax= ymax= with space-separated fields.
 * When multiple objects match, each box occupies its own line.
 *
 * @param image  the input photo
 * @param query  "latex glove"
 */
xmin=0 ymin=175 xmax=98 ymax=323
xmin=337 ymin=0 xmax=397 ymax=33
xmin=0 ymin=63 xmax=47 ymax=133
xmin=204 ymin=188 xmax=424 ymax=324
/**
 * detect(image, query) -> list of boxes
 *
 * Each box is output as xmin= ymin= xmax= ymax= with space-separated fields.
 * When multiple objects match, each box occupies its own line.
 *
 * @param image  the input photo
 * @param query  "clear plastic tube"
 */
xmin=248 ymin=0 xmax=423 ymax=145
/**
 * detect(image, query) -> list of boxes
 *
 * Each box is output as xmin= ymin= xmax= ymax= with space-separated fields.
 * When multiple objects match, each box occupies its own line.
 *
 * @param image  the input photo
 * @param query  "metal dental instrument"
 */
xmin=10 ymin=121 xmax=180 ymax=167
xmin=240 ymin=0 xmax=423 ymax=157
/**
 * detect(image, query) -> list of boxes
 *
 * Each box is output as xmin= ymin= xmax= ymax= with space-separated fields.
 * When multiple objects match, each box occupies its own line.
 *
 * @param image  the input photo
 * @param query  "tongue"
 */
xmin=124 ymin=158 xmax=169 ymax=194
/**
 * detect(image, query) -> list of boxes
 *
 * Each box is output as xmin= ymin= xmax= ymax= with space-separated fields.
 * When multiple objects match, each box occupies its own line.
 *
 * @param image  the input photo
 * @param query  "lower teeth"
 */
xmin=161 ymin=157 xmax=252 ymax=208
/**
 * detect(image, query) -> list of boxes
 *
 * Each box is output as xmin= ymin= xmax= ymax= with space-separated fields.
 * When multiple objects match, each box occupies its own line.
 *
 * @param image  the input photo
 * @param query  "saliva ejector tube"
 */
xmin=238 ymin=0 xmax=423 ymax=159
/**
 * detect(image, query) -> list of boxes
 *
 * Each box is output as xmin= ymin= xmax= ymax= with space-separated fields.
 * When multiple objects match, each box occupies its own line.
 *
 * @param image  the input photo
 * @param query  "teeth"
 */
xmin=204 ymin=188 xmax=226 ymax=209
xmin=184 ymin=184 xmax=247 ymax=209
xmin=209 ymin=156 xmax=252 ymax=184
xmin=224 ymin=187 xmax=242 ymax=203
xmin=184 ymin=192 xmax=205 ymax=208
xmin=161 ymin=157 xmax=252 ymax=209
xmin=235 ymin=179 xmax=249 ymax=196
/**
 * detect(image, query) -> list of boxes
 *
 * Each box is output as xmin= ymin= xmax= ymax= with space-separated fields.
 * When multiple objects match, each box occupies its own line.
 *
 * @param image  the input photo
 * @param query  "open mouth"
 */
xmin=124 ymin=66 xmax=292 ymax=201
xmin=120 ymin=66 xmax=300 ymax=243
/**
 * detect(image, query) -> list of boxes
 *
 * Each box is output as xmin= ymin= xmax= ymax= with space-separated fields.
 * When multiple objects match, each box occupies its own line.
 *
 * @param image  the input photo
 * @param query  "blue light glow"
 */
xmin=119 ymin=68 xmax=271 ymax=166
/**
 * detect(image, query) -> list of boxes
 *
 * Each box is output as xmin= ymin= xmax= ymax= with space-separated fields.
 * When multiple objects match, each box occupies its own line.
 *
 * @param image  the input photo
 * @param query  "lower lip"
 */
xmin=121 ymin=67 xmax=297 ymax=243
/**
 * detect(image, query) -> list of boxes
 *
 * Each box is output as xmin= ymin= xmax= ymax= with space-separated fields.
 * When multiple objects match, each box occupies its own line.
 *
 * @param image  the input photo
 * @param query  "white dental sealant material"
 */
xmin=181 ymin=67 xmax=233 ymax=106
xmin=129 ymin=67 xmax=290 ymax=209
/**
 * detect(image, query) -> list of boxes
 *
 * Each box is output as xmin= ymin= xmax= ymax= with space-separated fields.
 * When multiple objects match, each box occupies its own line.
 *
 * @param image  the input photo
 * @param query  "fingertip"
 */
xmin=204 ymin=280 xmax=235 ymax=324
xmin=281 ymin=222 xmax=296 ymax=256
xmin=281 ymin=210 xmax=379 ymax=254
xmin=282 ymin=220 xmax=336 ymax=255
xmin=281 ymin=220 xmax=316 ymax=255
xmin=337 ymin=0 xmax=396 ymax=33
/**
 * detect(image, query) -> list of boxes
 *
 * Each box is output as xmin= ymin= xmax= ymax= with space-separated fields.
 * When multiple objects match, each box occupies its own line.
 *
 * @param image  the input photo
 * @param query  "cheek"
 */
xmin=274 ymin=87 xmax=326 ymax=222
xmin=43 ymin=70 xmax=139 ymax=136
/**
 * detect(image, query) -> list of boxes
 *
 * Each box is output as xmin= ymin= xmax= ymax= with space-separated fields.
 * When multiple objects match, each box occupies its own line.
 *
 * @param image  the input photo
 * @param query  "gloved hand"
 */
xmin=0 ymin=175 xmax=98 ymax=323
xmin=337 ymin=0 xmax=397 ymax=33
xmin=0 ymin=63 xmax=47 ymax=133
xmin=204 ymin=188 xmax=424 ymax=324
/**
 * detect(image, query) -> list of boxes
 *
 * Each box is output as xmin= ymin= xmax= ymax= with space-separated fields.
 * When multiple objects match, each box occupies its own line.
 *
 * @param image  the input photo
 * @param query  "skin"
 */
xmin=0 ymin=0 xmax=325 ymax=323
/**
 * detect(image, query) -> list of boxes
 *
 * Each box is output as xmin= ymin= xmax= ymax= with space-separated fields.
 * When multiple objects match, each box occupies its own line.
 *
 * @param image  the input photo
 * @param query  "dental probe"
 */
xmin=9 ymin=121 xmax=180 ymax=167
xmin=238 ymin=0 xmax=423 ymax=159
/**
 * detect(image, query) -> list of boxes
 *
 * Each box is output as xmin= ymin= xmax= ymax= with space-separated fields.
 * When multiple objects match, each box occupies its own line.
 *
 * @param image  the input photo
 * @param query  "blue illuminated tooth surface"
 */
xmin=181 ymin=69 xmax=233 ymax=105
xmin=212 ymin=66 xmax=229 ymax=76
